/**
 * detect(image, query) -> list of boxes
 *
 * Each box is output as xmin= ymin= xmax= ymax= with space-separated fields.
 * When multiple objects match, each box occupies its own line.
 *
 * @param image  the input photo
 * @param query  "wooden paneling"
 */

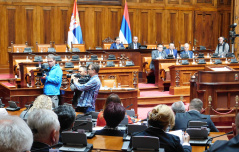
xmin=0 ymin=0 xmax=232 ymax=66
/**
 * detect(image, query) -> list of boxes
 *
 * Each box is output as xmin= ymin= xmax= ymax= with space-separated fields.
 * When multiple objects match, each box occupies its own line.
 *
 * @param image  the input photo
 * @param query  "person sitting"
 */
xmin=20 ymin=94 xmax=52 ymax=120
xmin=171 ymin=101 xmax=186 ymax=114
xmin=150 ymin=44 xmax=167 ymax=71
xmin=54 ymin=105 xmax=76 ymax=142
xmin=173 ymin=98 xmax=218 ymax=132
xmin=128 ymin=36 xmax=141 ymax=49
xmin=164 ymin=43 xmax=178 ymax=59
xmin=133 ymin=104 xmax=191 ymax=152
xmin=96 ymin=93 xmax=133 ymax=126
xmin=110 ymin=37 xmax=125 ymax=49
xmin=28 ymin=109 xmax=60 ymax=151
xmin=95 ymin=102 xmax=126 ymax=137
xmin=0 ymin=115 xmax=33 ymax=152
xmin=205 ymin=113 xmax=239 ymax=152
xmin=180 ymin=43 xmax=193 ymax=58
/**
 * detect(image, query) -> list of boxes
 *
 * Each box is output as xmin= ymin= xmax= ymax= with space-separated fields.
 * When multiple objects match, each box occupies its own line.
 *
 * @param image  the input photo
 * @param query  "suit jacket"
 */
xmin=205 ymin=134 xmax=239 ymax=152
xmin=128 ymin=42 xmax=141 ymax=49
xmin=180 ymin=50 xmax=193 ymax=58
xmin=134 ymin=127 xmax=192 ymax=152
xmin=95 ymin=128 xmax=125 ymax=137
xmin=110 ymin=43 xmax=125 ymax=49
xmin=31 ymin=141 xmax=51 ymax=152
xmin=173 ymin=110 xmax=219 ymax=132
xmin=150 ymin=50 xmax=167 ymax=70
xmin=165 ymin=49 xmax=178 ymax=59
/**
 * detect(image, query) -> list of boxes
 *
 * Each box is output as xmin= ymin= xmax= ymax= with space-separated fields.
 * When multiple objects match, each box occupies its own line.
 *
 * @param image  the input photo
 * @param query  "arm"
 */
xmin=225 ymin=43 xmax=229 ymax=53
xmin=151 ymin=51 xmax=157 ymax=60
xmin=110 ymin=43 xmax=114 ymax=49
xmin=45 ymin=68 xmax=63 ymax=85
xmin=73 ymin=77 xmax=98 ymax=91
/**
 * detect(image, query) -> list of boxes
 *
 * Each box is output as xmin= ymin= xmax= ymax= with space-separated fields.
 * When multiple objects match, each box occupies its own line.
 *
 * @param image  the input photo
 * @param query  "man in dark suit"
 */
xmin=180 ymin=43 xmax=193 ymax=58
xmin=205 ymin=113 xmax=239 ymax=152
xmin=165 ymin=43 xmax=178 ymax=58
xmin=150 ymin=44 xmax=167 ymax=70
xmin=128 ymin=36 xmax=141 ymax=49
xmin=173 ymin=98 xmax=218 ymax=132
xmin=110 ymin=37 xmax=125 ymax=49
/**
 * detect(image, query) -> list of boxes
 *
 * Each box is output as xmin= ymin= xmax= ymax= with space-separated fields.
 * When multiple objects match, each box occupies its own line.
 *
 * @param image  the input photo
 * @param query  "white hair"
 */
xmin=27 ymin=109 xmax=60 ymax=141
xmin=0 ymin=115 xmax=33 ymax=152
xmin=184 ymin=43 xmax=189 ymax=47
xmin=171 ymin=101 xmax=186 ymax=113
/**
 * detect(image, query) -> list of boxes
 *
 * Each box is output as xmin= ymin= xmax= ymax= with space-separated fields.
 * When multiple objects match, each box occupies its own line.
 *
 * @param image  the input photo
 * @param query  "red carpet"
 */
xmin=0 ymin=74 xmax=15 ymax=79
xmin=140 ymin=91 xmax=173 ymax=97
xmin=138 ymin=83 xmax=156 ymax=88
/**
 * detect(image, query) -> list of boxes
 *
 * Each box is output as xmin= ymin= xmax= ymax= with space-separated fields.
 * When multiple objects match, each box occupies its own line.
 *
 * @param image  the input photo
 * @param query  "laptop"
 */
xmin=59 ymin=132 xmax=92 ymax=152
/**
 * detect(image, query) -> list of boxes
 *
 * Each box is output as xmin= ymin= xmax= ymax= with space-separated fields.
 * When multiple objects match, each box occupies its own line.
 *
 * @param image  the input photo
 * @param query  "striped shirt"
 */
xmin=74 ymin=75 xmax=101 ymax=108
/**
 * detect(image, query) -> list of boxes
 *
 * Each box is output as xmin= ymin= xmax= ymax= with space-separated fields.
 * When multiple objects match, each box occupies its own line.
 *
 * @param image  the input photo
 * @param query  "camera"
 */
xmin=36 ymin=63 xmax=49 ymax=77
xmin=229 ymin=23 xmax=239 ymax=44
xmin=70 ymin=74 xmax=91 ymax=84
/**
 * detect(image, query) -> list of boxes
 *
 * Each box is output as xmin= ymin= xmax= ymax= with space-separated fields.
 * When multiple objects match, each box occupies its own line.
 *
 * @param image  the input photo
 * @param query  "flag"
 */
xmin=119 ymin=0 xmax=132 ymax=44
xmin=67 ymin=0 xmax=83 ymax=49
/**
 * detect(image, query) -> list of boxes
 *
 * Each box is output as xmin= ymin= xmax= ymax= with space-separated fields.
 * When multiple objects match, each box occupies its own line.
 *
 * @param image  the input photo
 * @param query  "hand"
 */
xmin=73 ymin=78 xmax=79 ymax=84
xmin=71 ymin=74 xmax=75 ymax=80
xmin=183 ymin=133 xmax=190 ymax=144
xmin=41 ymin=74 xmax=47 ymax=79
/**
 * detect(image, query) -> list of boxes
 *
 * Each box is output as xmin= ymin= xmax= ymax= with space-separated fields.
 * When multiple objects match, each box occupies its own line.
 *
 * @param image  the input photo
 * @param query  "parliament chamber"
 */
xmin=1 ymin=0 xmax=239 ymax=151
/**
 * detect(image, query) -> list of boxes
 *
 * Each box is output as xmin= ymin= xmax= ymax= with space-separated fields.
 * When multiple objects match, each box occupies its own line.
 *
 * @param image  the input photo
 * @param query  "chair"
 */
xmin=119 ymin=116 xmax=128 ymax=126
xmin=126 ymin=110 xmax=135 ymax=117
xmin=11 ymin=43 xmax=27 ymax=53
xmin=102 ymin=37 xmax=115 ymax=49
xmin=72 ymin=44 xmax=86 ymax=52
xmin=55 ymin=44 xmax=67 ymax=52
xmin=147 ymin=44 xmax=157 ymax=49
xmin=180 ymin=44 xmax=192 ymax=51
xmin=101 ymin=76 xmax=117 ymax=88
xmin=73 ymin=120 xmax=93 ymax=132
xmin=131 ymin=136 xmax=160 ymax=151
xmin=36 ymin=42 xmax=51 ymax=52
xmin=76 ymin=114 xmax=92 ymax=121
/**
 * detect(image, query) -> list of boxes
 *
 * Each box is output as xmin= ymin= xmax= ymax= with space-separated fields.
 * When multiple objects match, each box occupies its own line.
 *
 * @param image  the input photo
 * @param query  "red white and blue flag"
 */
xmin=119 ymin=0 xmax=132 ymax=44
xmin=67 ymin=0 xmax=83 ymax=49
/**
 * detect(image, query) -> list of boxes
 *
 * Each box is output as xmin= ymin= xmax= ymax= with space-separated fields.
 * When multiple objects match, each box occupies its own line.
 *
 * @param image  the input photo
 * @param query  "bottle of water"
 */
xmin=113 ymin=82 xmax=116 ymax=89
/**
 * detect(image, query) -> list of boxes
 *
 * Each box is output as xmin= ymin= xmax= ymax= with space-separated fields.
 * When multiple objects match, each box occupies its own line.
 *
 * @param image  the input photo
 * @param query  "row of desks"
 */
xmin=7 ymin=108 xmax=228 ymax=152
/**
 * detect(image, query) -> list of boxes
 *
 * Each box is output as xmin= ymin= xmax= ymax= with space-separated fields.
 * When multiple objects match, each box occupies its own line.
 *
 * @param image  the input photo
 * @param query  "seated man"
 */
xmin=180 ymin=43 xmax=193 ymax=58
xmin=54 ymin=105 xmax=76 ymax=142
xmin=173 ymin=98 xmax=218 ymax=132
xmin=171 ymin=101 xmax=186 ymax=114
xmin=215 ymin=36 xmax=229 ymax=57
xmin=0 ymin=115 xmax=33 ymax=152
xmin=150 ymin=44 xmax=167 ymax=71
xmin=110 ymin=37 xmax=125 ymax=49
xmin=128 ymin=36 xmax=141 ymax=49
xmin=95 ymin=102 xmax=125 ymax=137
xmin=164 ymin=43 xmax=178 ymax=59
xmin=205 ymin=113 xmax=239 ymax=152
xmin=28 ymin=109 xmax=60 ymax=151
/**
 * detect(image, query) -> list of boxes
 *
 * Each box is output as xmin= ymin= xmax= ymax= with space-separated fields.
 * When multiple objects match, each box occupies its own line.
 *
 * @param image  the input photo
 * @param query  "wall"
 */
xmin=0 ymin=0 xmax=232 ymax=65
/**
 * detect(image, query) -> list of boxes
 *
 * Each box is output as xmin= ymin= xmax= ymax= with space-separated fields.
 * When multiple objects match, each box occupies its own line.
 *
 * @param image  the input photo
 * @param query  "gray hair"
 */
xmin=184 ymin=43 xmax=189 ymax=47
xmin=47 ymin=54 xmax=55 ymax=60
xmin=0 ymin=115 xmax=33 ymax=152
xmin=171 ymin=101 xmax=185 ymax=113
xmin=189 ymin=98 xmax=203 ymax=112
xmin=27 ymin=109 xmax=60 ymax=141
xmin=89 ymin=63 xmax=100 ymax=73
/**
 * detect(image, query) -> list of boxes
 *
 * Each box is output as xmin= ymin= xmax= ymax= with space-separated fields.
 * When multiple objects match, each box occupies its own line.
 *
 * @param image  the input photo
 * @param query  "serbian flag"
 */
xmin=119 ymin=0 xmax=132 ymax=44
xmin=67 ymin=0 xmax=83 ymax=49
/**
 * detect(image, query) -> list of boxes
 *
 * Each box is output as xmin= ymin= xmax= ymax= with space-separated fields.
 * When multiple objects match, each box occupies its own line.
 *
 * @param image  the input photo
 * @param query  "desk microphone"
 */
xmin=76 ymin=109 xmax=102 ymax=120
xmin=186 ymin=117 xmax=207 ymax=129
xmin=31 ymin=142 xmax=63 ymax=152
xmin=205 ymin=131 xmax=233 ymax=151
xmin=125 ymin=104 xmax=133 ymax=109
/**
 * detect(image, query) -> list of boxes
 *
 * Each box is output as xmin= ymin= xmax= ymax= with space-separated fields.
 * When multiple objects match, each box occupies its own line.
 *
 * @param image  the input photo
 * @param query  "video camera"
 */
xmin=229 ymin=23 xmax=239 ymax=44
xmin=67 ymin=70 xmax=90 ymax=84
xmin=37 ymin=63 xmax=49 ymax=77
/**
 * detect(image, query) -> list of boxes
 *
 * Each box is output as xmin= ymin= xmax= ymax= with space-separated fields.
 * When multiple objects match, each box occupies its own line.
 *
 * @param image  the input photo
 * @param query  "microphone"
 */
xmin=125 ymin=104 xmax=133 ymax=109
xmin=31 ymin=142 xmax=63 ymax=152
xmin=205 ymin=131 xmax=233 ymax=151
xmin=72 ymin=122 xmax=88 ymax=131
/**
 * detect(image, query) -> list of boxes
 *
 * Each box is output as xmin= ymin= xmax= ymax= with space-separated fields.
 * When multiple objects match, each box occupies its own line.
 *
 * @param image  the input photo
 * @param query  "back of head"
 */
xmin=0 ymin=115 xmax=33 ymax=152
xmin=148 ymin=104 xmax=175 ymax=130
xmin=27 ymin=109 xmax=60 ymax=142
xmin=89 ymin=63 xmax=100 ymax=73
xmin=171 ymin=101 xmax=185 ymax=113
xmin=189 ymin=98 xmax=203 ymax=112
xmin=54 ymin=105 xmax=76 ymax=132
xmin=103 ymin=102 xmax=125 ymax=128
xmin=104 ymin=93 xmax=122 ymax=109
xmin=29 ymin=94 xmax=52 ymax=113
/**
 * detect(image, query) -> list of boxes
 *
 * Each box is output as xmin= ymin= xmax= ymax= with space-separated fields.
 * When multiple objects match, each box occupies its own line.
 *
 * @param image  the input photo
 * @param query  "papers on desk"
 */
xmin=59 ymin=145 xmax=86 ymax=151
xmin=167 ymin=130 xmax=183 ymax=145
xmin=211 ymin=67 xmax=232 ymax=71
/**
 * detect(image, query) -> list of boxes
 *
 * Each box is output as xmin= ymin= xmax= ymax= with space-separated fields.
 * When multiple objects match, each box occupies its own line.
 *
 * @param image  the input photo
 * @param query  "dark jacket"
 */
xmin=128 ymin=42 xmax=141 ymax=49
xmin=204 ymin=134 xmax=239 ymax=152
xmin=173 ymin=110 xmax=219 ymax=132
xmin=180 ymin=50 xmax=193 ymax=59
xmin=95 ymin=128 xmax=125 ymax=137
xmin=110 ymin=43 xmax=125 ymax=49
xmin=150 ymin=50 xmax=167 ymax=70
xmin=31 ymin=141 xmax=51 ymax=152
xmin=134 ymin=127 xmax=192 ymax=152
xmin=164 ymin=48 xmax=178 ymax=58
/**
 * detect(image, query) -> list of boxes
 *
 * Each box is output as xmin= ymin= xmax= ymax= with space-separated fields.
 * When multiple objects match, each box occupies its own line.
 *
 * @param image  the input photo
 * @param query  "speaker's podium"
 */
xmin=190 ymin=65 xmax=239 ymax=115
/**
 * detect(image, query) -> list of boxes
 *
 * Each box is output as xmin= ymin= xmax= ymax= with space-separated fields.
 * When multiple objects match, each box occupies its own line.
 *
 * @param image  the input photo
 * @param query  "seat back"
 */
xmin=36 ymin=44 xmax=51 ymax=52
xmin=55 ymin=44 xmax=67 ymax=52
xmin=126 ymin=110 xmax=135 ymax=117
xmin=132 ymin=136 xmax=159 ymax=151
xmin=127 ymin=124 xmax=147 ymax=135
xmin=12 ymin=44 xmax=27 ymax=52
xmin=147 ymin=44 xmax=157 ymax=49
xmin=101 ymin=76 xmax=117 ymax=88
xmin=143 ymin=57 xmax=152 ymax=72
xmin=72 ymin=44 xmax=86 ymax=52
xmin=103 ymin=43 xmax=112 ymax=49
